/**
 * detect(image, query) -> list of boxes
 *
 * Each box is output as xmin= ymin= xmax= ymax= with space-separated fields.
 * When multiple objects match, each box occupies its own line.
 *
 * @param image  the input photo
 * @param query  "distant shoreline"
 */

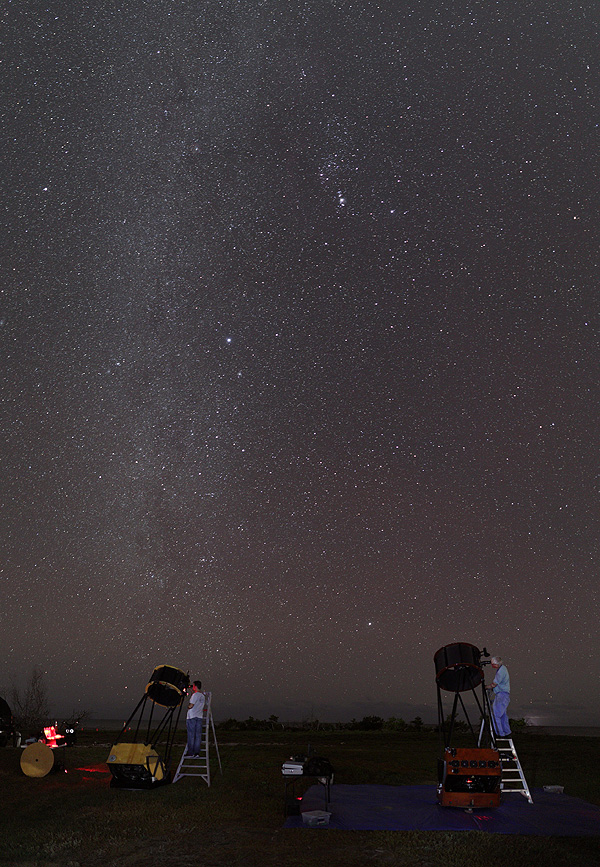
xmin=83 ymin=719 xmax=187 ymax=730
xmin=81 ymin=720 xmax=600 ymax=737
xmin=521 ymin=725 xmax=600 ymax=737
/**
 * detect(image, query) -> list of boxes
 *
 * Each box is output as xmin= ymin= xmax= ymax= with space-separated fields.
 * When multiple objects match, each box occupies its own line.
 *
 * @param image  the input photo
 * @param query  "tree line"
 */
xmin=1 ymin=667 xmax=90 ymax=735
xmin=3 ymin=669 xmax=528 ymax=735
xmin=215 ymin=714 xmax=430 ymax=732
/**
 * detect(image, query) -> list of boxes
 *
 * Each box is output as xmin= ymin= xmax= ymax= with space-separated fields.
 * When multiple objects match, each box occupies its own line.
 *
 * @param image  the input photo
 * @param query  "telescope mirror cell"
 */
xmin=145 ymin=665 xmax=190 ymax=708
xmin=434 ymin=642 xmax=484 ymax=692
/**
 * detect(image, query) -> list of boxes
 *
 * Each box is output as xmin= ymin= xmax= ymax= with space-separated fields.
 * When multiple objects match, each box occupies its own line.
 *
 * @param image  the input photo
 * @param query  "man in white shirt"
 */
xmin=186 ymin=680 xmax=205 ymax=756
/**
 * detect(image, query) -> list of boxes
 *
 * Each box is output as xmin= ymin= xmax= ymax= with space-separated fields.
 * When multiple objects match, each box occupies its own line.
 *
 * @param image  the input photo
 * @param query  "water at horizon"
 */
xmin=83 ymin=718 xmax=188 ymax=730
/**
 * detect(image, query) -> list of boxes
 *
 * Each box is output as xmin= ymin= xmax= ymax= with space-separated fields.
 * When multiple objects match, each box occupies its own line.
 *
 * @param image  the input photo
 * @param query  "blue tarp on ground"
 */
xmin=284 ymin=784 xmax=600 ymax=835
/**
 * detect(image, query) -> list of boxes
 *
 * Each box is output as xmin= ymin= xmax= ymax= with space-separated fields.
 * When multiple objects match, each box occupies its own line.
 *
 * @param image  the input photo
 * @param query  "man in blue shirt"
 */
xmin=487 ymin=656 xmax=511 ymax=737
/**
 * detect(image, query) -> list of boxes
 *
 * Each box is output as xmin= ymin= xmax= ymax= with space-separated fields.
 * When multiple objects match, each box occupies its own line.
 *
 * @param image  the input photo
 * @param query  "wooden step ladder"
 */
xmin=173 ymin=691 xmax=222 ymax=786
xmin=495 ymin=737 xmax=533 ymax=803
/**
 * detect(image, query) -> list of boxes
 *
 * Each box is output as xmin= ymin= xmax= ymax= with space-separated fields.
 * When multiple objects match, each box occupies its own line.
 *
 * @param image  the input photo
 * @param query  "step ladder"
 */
xmin=479 ymin=690 xmax=532 ymax=804
xmin=495 ymin=737 xmax=533 ymax=803
xmin=173 ymin=691 xmax=222 ymax=785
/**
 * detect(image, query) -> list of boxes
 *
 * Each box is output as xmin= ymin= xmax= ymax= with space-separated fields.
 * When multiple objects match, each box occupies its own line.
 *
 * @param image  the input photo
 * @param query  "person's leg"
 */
xmin=494 ymin=692 xmax=511 ymax=736
xmin=191 ymin=718 xmax=203 ymax=755
xmin=186 ymin=718 xmax=195 ymax=754
xmin=491 ymin=696 xmax=500 ymax=735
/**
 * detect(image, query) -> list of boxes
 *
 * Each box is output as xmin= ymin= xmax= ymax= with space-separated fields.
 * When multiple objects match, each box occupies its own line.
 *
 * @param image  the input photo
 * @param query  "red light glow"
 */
xmin=75 ymin=765 xmax=109 ymax=773
xmin=43 ymin=726 xmax=65 ymax=748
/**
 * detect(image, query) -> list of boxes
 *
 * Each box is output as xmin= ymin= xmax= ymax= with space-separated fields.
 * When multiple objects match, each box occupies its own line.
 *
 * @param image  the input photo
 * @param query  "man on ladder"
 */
xmin=486 ymin=654 xmax=533 ymax=802
xmin=487 ymin=656 xmax=511 ymax=737
xmin=186 ymin=680 xmax=205 ymax=757
xmin=174 ymin=688 xmax=222 ymax=785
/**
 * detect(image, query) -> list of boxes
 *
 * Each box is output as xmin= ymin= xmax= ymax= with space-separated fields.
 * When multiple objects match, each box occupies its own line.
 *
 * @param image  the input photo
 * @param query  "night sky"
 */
xmin=2 ymin=1 xmax=599 ymax=726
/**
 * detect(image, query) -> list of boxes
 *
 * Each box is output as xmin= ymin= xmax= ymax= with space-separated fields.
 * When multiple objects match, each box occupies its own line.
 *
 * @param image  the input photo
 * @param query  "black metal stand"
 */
xmin=112 ymin=693 xmax=185 ymax=773
xmin=437 ymin=679 xmax=494 ymax=750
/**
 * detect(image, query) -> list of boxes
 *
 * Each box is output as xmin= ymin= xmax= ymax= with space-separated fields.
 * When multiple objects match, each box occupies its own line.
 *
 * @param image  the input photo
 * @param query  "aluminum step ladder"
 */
xmin=479 ymin=689 xmax=532 ymax=803
xmin=495 ymin=737 xmax=533 ymax=803
xmin=173 ymin=691 xmax=222 ymax=785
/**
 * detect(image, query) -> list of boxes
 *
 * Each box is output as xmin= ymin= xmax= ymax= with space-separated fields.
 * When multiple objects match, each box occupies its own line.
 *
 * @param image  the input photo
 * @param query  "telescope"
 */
xmin=107 ymin=665 xmax=190 ymax=789
xmin=434 ymin=642 xmax=500 ymax=809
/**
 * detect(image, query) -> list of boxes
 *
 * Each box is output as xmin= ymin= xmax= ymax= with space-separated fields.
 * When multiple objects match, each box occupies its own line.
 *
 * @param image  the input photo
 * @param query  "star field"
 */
xmin=1 ymin=0 xmax=599 ymax=724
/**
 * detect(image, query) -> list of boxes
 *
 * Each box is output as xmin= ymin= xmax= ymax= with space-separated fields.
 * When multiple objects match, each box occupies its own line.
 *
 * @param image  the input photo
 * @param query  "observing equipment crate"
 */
xmin=282 ymin=761 xmax=304 ymax=776
xmin=282 ymin=754 xmax=334 ymax=816
xmin=437 ymin=746 xmax=501 ymax=808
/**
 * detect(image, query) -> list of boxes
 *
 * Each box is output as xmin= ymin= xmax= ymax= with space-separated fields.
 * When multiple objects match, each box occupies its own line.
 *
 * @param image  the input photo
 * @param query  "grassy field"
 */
xmin=0 ymin=730 xmax=599 ymax=866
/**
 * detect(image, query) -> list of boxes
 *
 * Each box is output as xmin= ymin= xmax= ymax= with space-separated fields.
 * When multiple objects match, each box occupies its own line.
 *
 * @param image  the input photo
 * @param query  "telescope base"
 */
xmin=107 ymin=742 xmax=170 ymax=789
xmin=437 ymin=747 xmax=501 ymax=809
